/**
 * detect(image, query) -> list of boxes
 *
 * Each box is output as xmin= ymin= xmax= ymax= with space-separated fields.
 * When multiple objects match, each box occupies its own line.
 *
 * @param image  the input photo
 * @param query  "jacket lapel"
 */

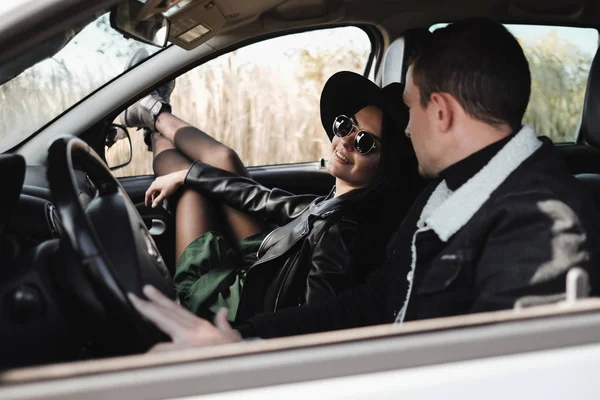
xmin=254 ymin=187 xmax=365 ymax=264
xmin=424 ymin=125 xmax=542 ymax=242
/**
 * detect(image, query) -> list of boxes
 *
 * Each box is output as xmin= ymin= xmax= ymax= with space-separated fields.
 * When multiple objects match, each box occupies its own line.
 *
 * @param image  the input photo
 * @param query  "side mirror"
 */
xmin=105 ymin=124 xmax=132 ymax=171
xmin=110 ymin=0 xmax=171 ymax=48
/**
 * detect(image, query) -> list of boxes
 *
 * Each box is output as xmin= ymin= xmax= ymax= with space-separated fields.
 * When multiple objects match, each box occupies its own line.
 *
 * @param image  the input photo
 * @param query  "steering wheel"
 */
xmin=47 ymin=137 xmax=175 ymax=351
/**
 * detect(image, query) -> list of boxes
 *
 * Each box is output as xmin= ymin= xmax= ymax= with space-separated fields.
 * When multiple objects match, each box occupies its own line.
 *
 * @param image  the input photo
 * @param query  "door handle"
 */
xmin=148 ymin=219 xmax=166 ymax=236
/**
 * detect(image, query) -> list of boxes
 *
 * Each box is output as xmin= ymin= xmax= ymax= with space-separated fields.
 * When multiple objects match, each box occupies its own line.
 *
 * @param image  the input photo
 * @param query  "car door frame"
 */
xmin=2 ymin=300 xmax=600 ymax=399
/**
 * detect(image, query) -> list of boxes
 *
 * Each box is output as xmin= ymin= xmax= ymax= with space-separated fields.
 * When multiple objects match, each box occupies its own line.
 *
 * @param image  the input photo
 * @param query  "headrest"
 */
xmin=580 ymin=50 xmax=600 ymax=149
xmin=382 ymin=28 xmax=431 ymax=86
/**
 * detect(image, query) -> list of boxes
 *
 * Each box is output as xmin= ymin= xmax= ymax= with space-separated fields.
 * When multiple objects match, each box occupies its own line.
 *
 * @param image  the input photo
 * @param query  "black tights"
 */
xmin=151 ymin=122 xmax=263 ymax=264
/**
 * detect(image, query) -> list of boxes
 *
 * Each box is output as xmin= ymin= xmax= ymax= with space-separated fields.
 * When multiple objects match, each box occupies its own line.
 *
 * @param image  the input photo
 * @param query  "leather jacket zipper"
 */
xmin=256 ymin=228 xmax=277 ymax=258
xmin=273 ymin=224 xmax=312 ymax=311
xmin=273 ymin=259 xmax=297 ymax=311
xmin=252 ymin=223 xmax=309 ymax=269
xmin=237 ymin=223 xmax=309 ymax=318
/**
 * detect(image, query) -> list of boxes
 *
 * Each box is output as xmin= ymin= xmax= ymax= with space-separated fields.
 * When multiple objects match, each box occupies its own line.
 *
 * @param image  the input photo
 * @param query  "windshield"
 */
xmin=0 ymin=13 xmax=159 ymax=152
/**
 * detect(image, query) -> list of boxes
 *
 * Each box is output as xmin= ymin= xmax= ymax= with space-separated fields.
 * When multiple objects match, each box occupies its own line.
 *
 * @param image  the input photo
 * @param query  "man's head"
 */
xmin=403 ymin=18 xmax=531 ymax=177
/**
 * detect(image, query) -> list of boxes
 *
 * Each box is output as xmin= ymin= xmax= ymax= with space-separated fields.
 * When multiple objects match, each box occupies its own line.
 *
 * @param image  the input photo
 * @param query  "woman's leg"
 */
xmin=155 ymin=113 xmax=264 ymax=241
xmin=155 ymin=113 xmax=250 ymax=177
xmin=152 ymin=133 xmax=221 ymax=264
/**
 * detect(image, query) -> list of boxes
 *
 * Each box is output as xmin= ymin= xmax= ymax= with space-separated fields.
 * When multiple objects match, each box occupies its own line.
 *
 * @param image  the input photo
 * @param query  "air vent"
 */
xmin=225 ymin=13 xmax=239 ymax=19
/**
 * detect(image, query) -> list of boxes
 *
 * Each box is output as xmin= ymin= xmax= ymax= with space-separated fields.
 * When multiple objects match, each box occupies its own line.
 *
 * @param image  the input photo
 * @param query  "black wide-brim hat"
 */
xmin=320 ymin=71 xmax=407 ymax=140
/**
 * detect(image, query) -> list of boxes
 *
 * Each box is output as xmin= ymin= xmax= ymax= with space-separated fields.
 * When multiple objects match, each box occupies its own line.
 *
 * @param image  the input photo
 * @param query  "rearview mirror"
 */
xmin=105 ymin=124 xmax=133 ymax=171
xmin=110 ymin=0 xmax=171 ymax=48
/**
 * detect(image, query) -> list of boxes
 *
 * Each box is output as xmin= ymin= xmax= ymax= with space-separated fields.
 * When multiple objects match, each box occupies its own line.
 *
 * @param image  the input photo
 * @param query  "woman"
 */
xmin=121 ymin=71 xmax=419 ymax=323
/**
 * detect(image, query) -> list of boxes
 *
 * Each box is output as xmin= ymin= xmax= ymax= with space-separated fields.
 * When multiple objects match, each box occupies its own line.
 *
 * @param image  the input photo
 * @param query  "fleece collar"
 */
xmin=417 ymin=125 xmax=542 ymax=242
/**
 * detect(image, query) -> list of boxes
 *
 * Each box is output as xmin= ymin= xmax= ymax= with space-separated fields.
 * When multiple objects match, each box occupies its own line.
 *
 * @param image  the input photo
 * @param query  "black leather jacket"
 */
xmin=235 ymin=134 xmax=600 ymax=339
xmin=184 ymin=161 xmax=375 ymax=321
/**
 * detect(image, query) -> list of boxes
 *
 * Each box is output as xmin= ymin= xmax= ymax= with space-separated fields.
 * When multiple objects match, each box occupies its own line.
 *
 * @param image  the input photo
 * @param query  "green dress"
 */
xmin=173 ymin=229 xmax=271 ymax=322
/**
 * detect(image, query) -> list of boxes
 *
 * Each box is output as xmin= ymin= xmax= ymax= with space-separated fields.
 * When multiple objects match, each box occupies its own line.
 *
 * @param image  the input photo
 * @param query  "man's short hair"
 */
xmin=412 ymin=18 xmax=531 ymax=133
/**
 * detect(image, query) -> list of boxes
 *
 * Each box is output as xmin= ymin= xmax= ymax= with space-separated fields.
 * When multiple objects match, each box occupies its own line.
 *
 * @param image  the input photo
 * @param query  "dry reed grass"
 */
xmin=108 ymin=47 xmax=367 ymax=177
xmin=99 ymin=37 xmax=599 ymax=179
xmin=0 ymin=65 xmax=105 ymax=150
xmin=2 ymin=28 xmax=591 ymax=180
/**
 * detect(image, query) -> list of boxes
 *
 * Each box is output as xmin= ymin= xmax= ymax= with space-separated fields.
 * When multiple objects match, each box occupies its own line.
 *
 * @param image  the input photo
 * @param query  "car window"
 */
xmin=0 ymin=13 xmax=159 ymax=153
xmin=430 ymin=24 xmax=598 ymax=143
xmin=111 ymin=26 xmax=373 ymax=177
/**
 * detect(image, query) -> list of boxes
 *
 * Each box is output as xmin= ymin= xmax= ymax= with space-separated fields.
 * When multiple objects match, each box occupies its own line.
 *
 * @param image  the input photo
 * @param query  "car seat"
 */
xmin=381 ymin=28 xmax=431 ymax=87
xmin=575 ymin=48 xmax=600 ymax=205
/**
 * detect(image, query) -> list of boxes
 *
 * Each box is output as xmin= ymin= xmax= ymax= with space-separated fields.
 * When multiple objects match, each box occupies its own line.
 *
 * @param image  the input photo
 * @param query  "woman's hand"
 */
xmin=144 ymin=169 xmax=189 ymax=208
xmin=128 ymin=285 xmax=243 ymax=352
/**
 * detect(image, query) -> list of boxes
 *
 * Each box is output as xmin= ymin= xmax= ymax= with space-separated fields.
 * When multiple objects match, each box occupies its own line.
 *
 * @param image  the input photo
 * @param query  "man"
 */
xmin=128 ymin=18 xmax=600 ymax=350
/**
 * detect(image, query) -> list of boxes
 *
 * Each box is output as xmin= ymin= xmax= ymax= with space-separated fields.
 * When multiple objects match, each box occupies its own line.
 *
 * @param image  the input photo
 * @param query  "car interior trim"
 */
xmin=2 ymin=301 xmax=600 ymax=398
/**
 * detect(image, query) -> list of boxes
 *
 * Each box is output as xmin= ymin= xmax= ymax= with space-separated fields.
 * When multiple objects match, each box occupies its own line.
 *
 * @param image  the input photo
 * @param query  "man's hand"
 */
xmin=128 ymin=285 xmax=242 ymax=352
xmin=144 ymin=169 xmax=189 ymax=208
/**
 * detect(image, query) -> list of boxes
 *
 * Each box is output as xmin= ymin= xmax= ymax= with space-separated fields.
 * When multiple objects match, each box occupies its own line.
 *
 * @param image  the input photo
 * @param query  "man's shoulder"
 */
xmin=469 ymin=141 xmax=600 ymax=240
xmin=493 ymin=141 xmax=589 ymax=207
xmin=489 ymin=175 xmax=591 ymax=223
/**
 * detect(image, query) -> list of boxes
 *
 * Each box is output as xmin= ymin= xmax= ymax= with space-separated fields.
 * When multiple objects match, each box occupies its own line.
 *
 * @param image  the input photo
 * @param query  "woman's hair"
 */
xmin=343 ymin=105 xmax=423 ymax=279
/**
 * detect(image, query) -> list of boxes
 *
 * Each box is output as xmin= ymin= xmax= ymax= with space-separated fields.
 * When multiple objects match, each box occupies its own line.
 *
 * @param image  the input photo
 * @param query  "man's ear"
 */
xmin=429 ymin=93 xmax=454 ymax=133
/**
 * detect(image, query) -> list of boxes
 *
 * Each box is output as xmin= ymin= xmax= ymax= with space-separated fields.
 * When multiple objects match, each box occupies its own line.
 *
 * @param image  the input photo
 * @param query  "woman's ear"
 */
xmin=429 ymin=92 xmax=454 ymax=133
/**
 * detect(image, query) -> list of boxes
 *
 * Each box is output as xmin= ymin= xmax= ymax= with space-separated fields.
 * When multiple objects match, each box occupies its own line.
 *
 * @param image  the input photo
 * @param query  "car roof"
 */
xmin=1 ymin=0 xmax=598 ymax=67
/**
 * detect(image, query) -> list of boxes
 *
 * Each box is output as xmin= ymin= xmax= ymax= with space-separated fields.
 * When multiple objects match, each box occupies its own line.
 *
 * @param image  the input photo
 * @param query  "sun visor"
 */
xmin=166 ymin=0 xmax=227 ymax=50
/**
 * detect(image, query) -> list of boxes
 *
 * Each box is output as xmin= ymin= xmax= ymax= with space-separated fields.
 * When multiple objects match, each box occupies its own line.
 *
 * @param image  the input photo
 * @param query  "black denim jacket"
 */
xmin=184 ymin=161 xmax=380 ymax=321
xmin=237 ymin=128 xmax=600 ymax=338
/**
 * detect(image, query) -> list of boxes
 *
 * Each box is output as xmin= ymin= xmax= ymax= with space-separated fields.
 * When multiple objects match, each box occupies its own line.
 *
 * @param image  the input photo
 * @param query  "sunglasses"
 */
xmin=332 ymin=115 xmax=381 ymax=155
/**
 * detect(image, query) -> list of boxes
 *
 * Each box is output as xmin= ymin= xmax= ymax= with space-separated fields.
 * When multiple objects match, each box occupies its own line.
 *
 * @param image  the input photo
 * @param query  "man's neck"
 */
xmin=439 ymin=120 xmax=513 ymax=174
xmin=440 ymin=133 xmax=516 ymax=191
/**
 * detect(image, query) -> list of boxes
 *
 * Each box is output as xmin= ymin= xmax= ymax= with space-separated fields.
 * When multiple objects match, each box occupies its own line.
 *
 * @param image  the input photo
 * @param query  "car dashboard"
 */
xmin=0 ymin=159 xmax=104 ymax=368
xmin=4 ymin=166 xmax=95 ymax=256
